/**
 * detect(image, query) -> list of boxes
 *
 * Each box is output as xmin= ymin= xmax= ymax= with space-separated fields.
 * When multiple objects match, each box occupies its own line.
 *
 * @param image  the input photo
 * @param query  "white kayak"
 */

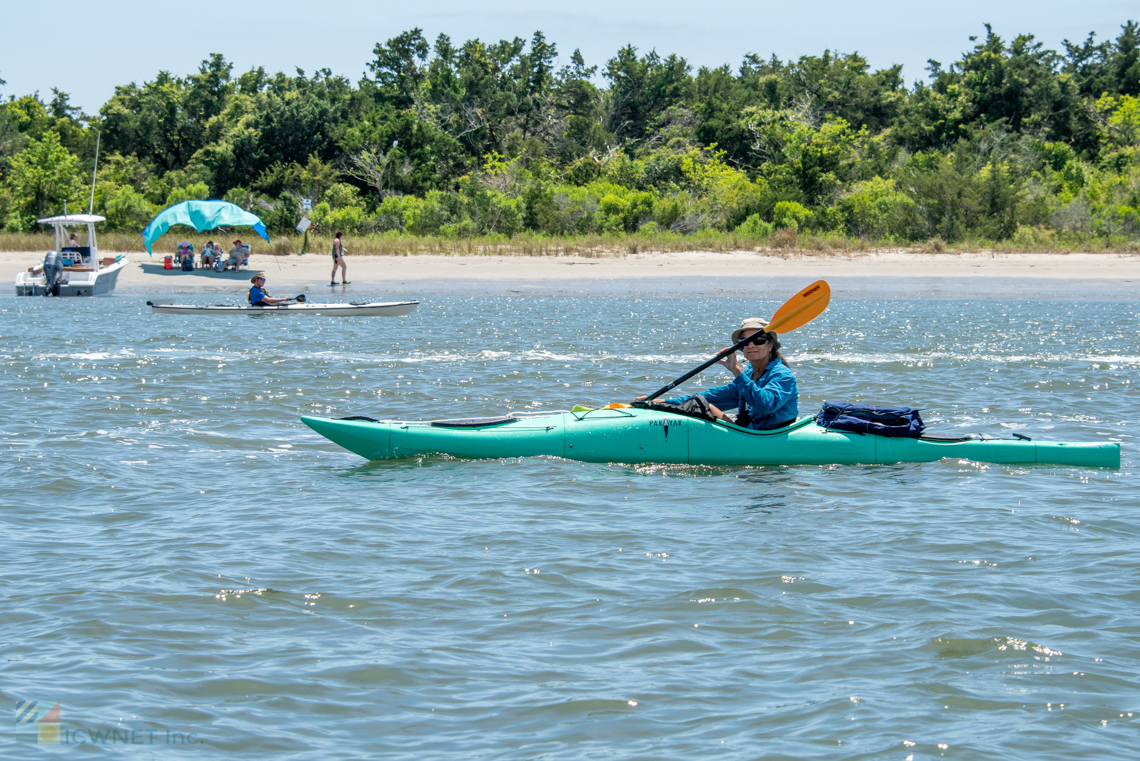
xmin=147 ymin=300 xmax=419 ymax=317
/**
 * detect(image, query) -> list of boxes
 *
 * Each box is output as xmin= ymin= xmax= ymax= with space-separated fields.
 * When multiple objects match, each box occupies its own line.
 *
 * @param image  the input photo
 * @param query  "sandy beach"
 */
xmin=5 ymin=250 xmax=1140 ymax=299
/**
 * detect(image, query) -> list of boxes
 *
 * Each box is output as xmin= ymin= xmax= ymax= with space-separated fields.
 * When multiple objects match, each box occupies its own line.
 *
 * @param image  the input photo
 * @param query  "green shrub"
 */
xmin=768 ymin=227 xmax=799 ymax=248
xmin=324 ymin=183 xmax=364 ymax=209
xmin=835 ymin=177 xmax=919 ymax=239
xmin=163 ymin=181 xmax=211 ymax=208
xmin=440 ymin=218 xmax=478 ymax=238
xmin=772 ymin=201 xmax=812 ymax=231
xmin=1010 ymin=224 xmax=1058 ymax=250
xmin=103 ymin=185 xmax=155 ymax=230
xmin=323 ymin=205 xmax=365 ymax=234
xmin=653 ymin=195 xmax=685 ymax=231
xmin=403 ymin=191 xmax=447 ymax=235
xmin=735 ymin=213 xmax=773 ymax=239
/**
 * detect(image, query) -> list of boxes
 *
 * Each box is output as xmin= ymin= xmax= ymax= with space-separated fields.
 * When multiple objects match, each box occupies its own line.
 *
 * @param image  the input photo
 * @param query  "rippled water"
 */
xmin=2 ymin=293 xmax=1138 ymax=759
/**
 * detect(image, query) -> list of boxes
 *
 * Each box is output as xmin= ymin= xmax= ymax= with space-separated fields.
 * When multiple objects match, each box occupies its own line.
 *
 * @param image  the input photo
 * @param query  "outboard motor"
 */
xmin=42 ymin=250 xmax=64 ymax=297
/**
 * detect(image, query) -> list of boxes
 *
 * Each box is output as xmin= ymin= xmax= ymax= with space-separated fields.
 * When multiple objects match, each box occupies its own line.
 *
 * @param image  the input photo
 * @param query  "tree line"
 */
xmin=1 ymin=22 xmax=1138 ymax=248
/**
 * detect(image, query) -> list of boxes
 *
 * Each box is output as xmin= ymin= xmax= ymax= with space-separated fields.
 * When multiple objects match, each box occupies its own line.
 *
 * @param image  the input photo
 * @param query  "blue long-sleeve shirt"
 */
xmin=668 ymin=358 xmax=798 ymax=429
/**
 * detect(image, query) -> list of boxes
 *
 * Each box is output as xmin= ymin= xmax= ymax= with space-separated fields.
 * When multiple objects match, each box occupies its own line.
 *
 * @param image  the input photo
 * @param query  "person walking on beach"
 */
xmin=331 ymin=231 xmax=349 ymax=285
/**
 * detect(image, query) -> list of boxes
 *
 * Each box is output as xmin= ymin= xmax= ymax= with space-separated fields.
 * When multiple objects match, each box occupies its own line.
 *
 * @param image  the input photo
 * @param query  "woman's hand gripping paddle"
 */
xmin=639 ymin=280 xmax=830 ymax=402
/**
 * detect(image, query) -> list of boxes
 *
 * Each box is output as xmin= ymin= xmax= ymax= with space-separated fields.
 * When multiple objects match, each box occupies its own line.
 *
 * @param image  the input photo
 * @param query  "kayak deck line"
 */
xmin=301 ymin=408 xmax=1121 ymax=469
xmin=339 ymin=410 xmax=576 ymax=428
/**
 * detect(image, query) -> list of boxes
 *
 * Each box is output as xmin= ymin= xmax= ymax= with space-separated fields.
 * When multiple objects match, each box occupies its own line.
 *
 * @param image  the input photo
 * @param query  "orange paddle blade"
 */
xmin=765 ymin=280 xmax=830 ymax=334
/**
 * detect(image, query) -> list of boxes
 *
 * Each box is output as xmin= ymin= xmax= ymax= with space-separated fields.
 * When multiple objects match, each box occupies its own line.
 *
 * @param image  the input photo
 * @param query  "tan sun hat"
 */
xmin=732 ymin=317 xmax=771 ymax=344
xmin=250 ymin=272 xmax=266 ymax=283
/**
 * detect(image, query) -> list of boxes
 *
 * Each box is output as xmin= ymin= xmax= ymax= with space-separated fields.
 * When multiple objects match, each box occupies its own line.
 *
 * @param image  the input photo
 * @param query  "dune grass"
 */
xmin=0 ymin=229 xmax=1137 ymax=257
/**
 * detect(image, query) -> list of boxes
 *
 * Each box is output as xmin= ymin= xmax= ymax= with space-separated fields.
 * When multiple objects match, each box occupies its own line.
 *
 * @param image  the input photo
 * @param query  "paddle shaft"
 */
xmin=643 ymin=332 xmax=761 ymax=402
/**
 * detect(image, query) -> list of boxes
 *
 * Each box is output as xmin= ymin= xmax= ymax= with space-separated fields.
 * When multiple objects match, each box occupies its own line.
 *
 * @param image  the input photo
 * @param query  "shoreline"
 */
xmin=4 ymin=250 xmax=1139 ymax=299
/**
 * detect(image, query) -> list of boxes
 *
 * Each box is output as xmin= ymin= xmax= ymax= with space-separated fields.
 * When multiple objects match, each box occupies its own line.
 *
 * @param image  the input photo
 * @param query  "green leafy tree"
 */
xmin=693 ymin=65 xmax=752 ymax=165
xmin=163 ymin=181 xmax=210 ymax=207
xmin=836 ymin=177 xmax=919 ymax=238
xmin=368 ymin=28 xmax=431 ymax=108
xmin=973 ymin=160 xmax=1023 ymax=238
xmin=6 ymin=129 xmax=82 ymax=224
xmin=7 ymin=95 xmax=53 ymax=141
xmin=604 ymin=46 xmax=691 ymax=143
xmin=947 ymin=26 xmax=1080 ymax=141
xmin=5 ymin=24 xmax=1140 ymax=246
xmin=772 ymin=200 xmax=813 ymax=230
xmin=754 ymin=114 xmax=865 ymax=205
xmin=99 ymin=184 xmax=155 ymax=230
xmin=789 ymin=51 xmax=905 ymax=133
xmin=889 ymin=76 xmax=969 ymax=151
xmin=0 ymin=105 xmax=27 ymax=174
xmin=1095 ymin=93 xmax=1140 ymax=167
xmin=735 ymin=213 xmax=773 ymax=238
xmin=1063 ymin=22 xmax=1140 ymax=99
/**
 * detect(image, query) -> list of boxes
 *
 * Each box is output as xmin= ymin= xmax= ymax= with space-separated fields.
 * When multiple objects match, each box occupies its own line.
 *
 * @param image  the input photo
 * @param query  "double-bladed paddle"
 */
xmin=640 ymin=279 xmax=831 ymax=402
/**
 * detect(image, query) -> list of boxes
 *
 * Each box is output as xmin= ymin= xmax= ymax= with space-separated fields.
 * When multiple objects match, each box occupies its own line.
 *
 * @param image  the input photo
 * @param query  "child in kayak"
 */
xmin=637 ymin=317 xmax=798 ymax=429
xmin=247 ymin=273 xmax=295 ymax=306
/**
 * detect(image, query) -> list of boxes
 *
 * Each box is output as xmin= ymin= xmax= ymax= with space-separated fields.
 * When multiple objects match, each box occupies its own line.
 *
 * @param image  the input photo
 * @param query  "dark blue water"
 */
xmin=2 ymin=295 xmax=1137 ymax=758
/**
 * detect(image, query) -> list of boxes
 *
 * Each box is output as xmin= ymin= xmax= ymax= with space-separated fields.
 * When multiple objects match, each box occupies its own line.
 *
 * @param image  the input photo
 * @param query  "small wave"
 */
xmin=284 ymin=350 xmax=715 ymax=364
xmin=800 ymin=351 xmax=1140 ymax=365
xmin=34 ymin=350 xmax=138 ymax=361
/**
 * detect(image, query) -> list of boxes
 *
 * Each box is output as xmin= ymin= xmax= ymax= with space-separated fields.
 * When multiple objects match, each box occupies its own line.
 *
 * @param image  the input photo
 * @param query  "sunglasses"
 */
xmin=739 ymin=333 xmax=770 ymax=346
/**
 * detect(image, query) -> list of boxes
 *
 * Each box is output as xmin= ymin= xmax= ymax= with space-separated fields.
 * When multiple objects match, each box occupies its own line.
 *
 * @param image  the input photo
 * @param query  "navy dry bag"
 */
xmin=816 ymin=401 xmax=925 ymax=438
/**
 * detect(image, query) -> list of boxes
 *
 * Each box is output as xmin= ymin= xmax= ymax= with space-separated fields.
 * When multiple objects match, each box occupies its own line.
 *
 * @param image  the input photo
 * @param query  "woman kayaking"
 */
xmin=636 ymin=317 xmax=799 ymax=429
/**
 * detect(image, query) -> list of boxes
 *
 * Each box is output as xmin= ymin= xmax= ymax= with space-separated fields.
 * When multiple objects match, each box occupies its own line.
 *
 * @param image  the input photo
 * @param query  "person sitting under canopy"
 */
xmin=225 ymin=239 xmax=247 ymax=272
xmin=177 ymin=241 xmax=195 ymax=268
xmin=202 ymin=241 xmax=219 ymax=269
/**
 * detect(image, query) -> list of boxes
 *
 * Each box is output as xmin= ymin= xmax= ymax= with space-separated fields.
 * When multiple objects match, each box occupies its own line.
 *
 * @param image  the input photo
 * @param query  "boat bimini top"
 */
xmin=37 ymin=214 xmax=106 ymax=264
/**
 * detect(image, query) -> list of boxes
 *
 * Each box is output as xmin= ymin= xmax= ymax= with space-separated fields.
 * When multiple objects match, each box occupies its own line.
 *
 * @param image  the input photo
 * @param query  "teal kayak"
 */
xmin=301 ymin=408 xmax=1120 ymax=468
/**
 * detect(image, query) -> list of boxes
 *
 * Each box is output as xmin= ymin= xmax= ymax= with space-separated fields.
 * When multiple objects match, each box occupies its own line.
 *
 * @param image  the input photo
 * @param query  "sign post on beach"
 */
xmin=297 ymin=198 xmax=312 ymax=254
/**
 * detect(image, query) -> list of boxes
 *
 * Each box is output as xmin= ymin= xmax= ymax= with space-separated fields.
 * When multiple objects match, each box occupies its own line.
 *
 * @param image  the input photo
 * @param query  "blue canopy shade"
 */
xmin=142 ymin=200 xmax=270 ymax=254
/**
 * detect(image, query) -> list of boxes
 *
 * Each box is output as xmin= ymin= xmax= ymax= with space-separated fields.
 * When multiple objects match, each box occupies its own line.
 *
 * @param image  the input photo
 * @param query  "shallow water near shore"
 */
xmin=2 ymin=293 xmax=1138 ymax=759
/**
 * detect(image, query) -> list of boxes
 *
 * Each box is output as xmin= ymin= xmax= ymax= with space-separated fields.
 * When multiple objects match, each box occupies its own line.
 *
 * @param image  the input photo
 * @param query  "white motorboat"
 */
xmin=146 ymin=299 xmax=419 ymax=317
xmin=14 ymin=214 xmax=129 ymax=297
